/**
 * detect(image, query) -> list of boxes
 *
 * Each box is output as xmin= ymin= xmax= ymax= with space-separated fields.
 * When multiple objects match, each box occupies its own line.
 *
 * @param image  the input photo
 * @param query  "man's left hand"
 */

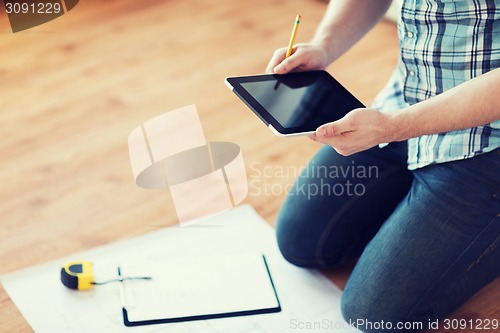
xmin=309 ymin=108 xmax=396 ymax=156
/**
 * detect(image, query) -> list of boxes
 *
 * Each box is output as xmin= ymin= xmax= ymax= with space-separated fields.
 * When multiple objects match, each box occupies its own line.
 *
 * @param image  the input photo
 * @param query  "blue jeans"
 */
xmin=276 ymin=142 xmax=500 ymax=332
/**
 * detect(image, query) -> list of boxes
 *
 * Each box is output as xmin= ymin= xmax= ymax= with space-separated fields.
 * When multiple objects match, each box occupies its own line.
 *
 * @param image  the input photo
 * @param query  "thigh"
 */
xmin=276 ymin=142 xmax=413 ymax=268
xmin=342 ymin=149 xmax=500 ymax=332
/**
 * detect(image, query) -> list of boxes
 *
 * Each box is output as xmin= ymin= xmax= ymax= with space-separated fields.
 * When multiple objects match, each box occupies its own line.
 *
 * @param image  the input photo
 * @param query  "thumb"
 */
xmin=316 ymin=118 xmax=351 ymax=138
xmin=273 ymin=52 xmax=301 ymax=74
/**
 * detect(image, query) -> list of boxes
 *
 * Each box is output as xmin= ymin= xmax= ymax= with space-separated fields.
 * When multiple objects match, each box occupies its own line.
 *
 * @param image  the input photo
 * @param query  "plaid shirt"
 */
xmin=372 ymin=0 xmax=500 ymax=170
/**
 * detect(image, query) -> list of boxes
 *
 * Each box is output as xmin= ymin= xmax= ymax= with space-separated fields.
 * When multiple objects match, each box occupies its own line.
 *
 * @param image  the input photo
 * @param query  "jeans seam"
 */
xmin=467 ymin=233 xmax=499 ymax=271
xmin=315 ymin=164 xmax=410 ymax=267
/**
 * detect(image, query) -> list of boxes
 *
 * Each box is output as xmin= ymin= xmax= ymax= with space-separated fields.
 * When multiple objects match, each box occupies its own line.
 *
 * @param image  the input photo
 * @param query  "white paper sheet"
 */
xmin=1 ymin=205 xmax=359 ymax=333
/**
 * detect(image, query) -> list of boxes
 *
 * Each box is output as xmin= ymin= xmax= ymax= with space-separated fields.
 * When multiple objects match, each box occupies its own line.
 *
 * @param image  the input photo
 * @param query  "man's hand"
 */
xmin=265 ymin=43 xmax=330 ymax=74
xmin=310 ymin=108 xmax=397 ymax=156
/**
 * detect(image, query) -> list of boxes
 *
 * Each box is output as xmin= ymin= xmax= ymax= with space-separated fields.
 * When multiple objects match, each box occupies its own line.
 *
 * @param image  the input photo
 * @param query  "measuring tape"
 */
xmin=60 ymin=261 xmax=95 ymax=290
xmin=60 ymin=261 xmax=151 ymax=291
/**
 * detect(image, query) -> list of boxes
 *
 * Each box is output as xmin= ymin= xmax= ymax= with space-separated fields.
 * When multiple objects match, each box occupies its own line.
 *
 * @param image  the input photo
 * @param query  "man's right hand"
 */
xmin=265 ymin=0 xmax=393 ymax=75
xmin=265 ymin=43 xmax=330 ymax=74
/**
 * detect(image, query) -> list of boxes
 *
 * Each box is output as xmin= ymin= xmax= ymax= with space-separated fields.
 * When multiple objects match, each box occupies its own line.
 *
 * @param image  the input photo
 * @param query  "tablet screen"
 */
xmin=227 ymin=71 xmax=364 ymax=135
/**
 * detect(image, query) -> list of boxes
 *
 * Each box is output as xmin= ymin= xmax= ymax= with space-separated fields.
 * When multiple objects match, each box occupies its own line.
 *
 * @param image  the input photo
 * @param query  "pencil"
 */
xmin=285 ymin=14 xmax=301 ymax=58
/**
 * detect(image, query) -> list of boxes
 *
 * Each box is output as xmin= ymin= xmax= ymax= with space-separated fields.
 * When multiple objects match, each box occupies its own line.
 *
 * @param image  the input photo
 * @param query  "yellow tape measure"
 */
xmin=60 ymin=261 xmax=95 ymax=290
xmin=60 ymin=261 xmax=152 ymax=291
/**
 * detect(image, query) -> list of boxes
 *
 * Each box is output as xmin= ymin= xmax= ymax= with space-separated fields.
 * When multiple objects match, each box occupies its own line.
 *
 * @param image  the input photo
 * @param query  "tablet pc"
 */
xmin=225 ymin=70 xmax=365 ymax=136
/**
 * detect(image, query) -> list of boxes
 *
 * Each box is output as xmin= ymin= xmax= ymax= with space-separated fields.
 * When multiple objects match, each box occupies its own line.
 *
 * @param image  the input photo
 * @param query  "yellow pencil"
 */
xmin=285 ymin=14 xmax=301 ymax=58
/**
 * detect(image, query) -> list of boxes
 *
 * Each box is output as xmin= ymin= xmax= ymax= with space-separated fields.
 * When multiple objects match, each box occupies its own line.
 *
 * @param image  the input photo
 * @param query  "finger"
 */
xmin=273 ymin=50 xmax=302 ymax=74
xmin=316 ymin=118 xmax=352 ymax=138
xmin=265 ymin=48 xmax=287 ymax=74
xmin=314 ymin=134 xmax=350 ymax=154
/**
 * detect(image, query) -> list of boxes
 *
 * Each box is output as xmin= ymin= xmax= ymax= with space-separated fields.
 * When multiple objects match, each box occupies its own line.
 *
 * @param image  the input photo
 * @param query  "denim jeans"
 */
xmin=276 ymin=142 xmax=500 ymax=332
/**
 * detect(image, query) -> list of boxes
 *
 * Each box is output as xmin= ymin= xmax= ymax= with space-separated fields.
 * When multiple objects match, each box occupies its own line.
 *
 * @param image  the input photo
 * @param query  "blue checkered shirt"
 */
xmin=372 ymin=0 xmax=500 ymax=169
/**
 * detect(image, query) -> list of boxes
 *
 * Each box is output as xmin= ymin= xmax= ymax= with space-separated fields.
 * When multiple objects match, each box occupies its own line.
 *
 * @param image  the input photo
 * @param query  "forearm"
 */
xmin=388 ymin=68 xmax=500 ymax=142
xmin=311 ymin=0 xmax=393 ymax=64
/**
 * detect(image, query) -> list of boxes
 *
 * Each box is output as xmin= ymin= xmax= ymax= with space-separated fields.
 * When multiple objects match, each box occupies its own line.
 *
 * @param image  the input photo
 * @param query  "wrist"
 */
xmin=384 ymin=109 xmax=413 ymax=143
xmin=309 ymin=36 xmax=339 ymax=65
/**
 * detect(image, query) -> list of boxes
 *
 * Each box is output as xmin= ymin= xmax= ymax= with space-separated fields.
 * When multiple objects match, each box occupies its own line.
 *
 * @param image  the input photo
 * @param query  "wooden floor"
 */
xmin=0 ymin=0 xmax=497 ymax=332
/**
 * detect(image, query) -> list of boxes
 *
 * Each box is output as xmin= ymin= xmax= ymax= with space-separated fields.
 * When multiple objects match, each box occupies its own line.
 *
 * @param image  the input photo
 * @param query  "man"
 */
xmin=266 ymin=1 xmax=499 ymax=332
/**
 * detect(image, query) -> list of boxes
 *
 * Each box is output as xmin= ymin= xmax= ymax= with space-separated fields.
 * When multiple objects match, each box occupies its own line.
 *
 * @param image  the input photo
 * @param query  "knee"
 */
xmin=276 ymin=208 xmax=346 ymax=268
xmin=275 ymin=207 xmax=331 ymax=268
xmin=275 ymin=212 xmax=346 ymax=268
xmin=341 ymin=287 xmax=370 ymax=328
xmin=275 ymin=215 xmax=313 ymax=268
xmin=341 ymin=285 xmax=420 ymax=333
xmin=341 ymin=289 xmax=390 ymax=332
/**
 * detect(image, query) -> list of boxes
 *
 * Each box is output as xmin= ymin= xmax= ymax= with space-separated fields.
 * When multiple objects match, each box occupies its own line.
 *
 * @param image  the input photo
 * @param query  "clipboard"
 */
xmin=118 ymin=253 xmax=281 ymax=327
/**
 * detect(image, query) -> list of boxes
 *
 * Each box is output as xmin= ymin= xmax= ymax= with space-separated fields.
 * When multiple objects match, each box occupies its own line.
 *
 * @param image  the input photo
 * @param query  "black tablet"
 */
xmin=225 ymin=70 xmax=365 ymax=136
